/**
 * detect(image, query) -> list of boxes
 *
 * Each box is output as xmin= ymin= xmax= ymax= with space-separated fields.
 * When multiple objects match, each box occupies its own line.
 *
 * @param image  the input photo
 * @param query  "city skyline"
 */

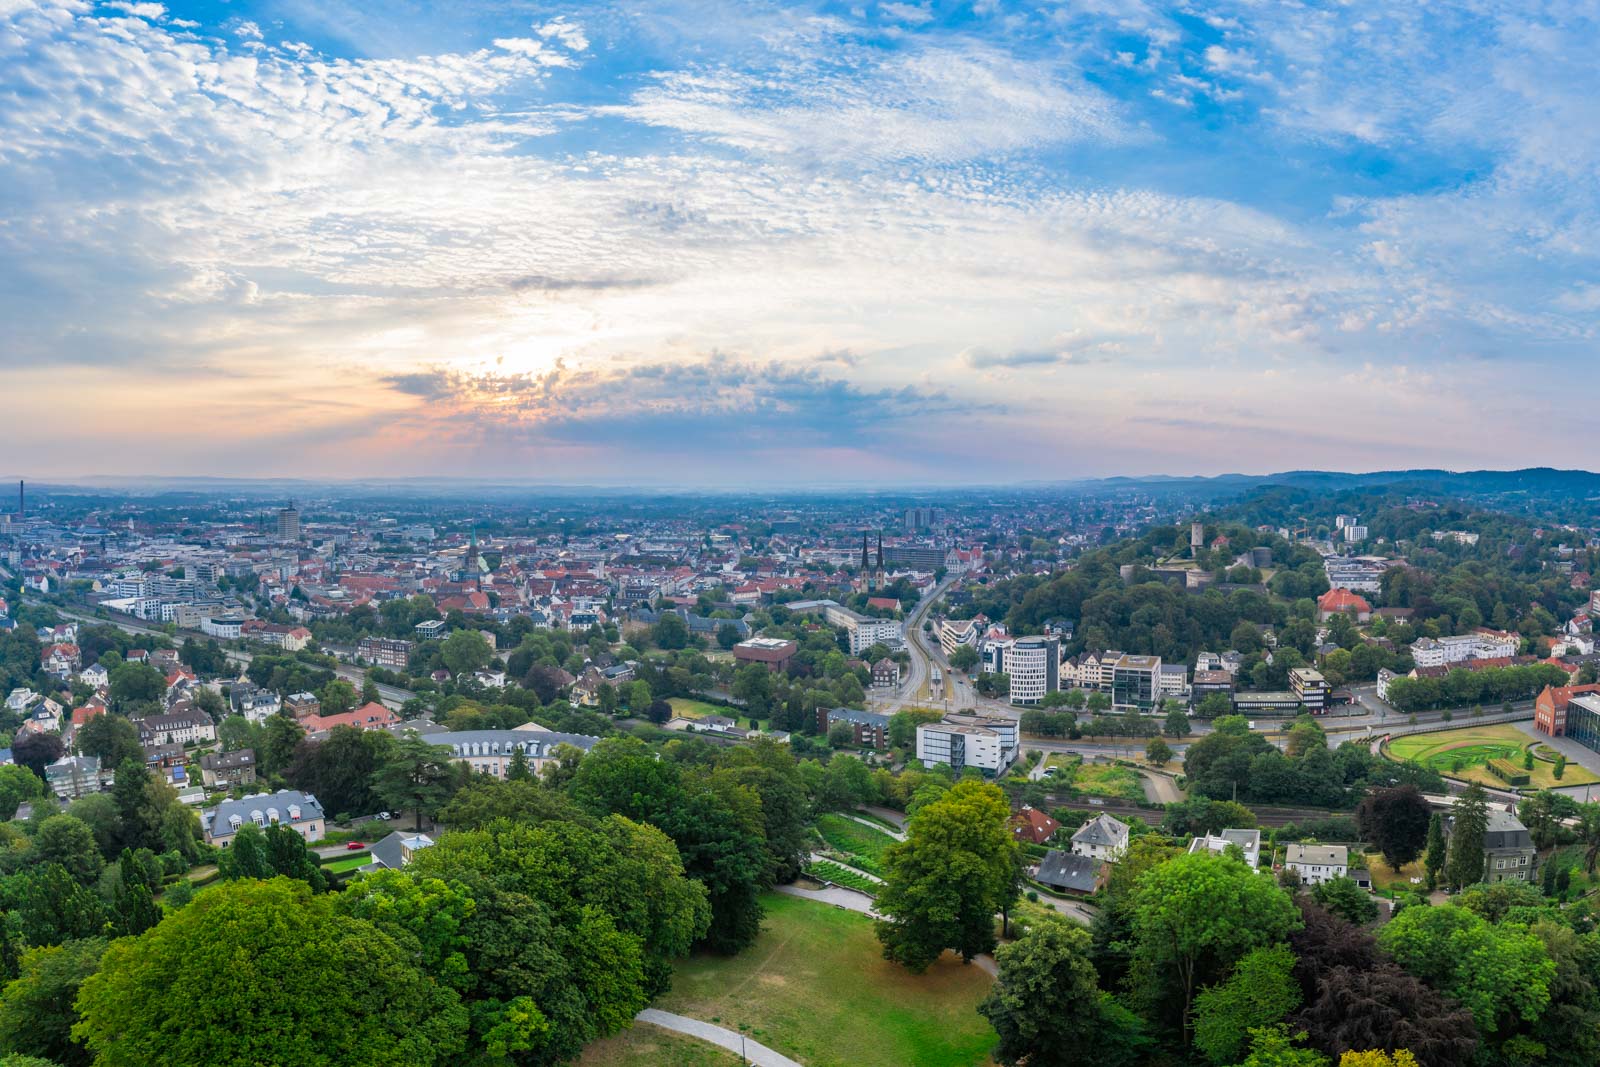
xmin=4 ymin=0 xmax=1598 ymax=484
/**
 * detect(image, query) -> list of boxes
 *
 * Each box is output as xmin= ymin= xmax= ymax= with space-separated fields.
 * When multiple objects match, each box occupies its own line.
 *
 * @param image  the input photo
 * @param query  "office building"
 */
xmin=1289 ymin=667 xmax=1329 ymax=712
xmin=1111 ymin=654 xmax=1162 ymax=711
xmin=1002 ymin=636 xmax=1059 ymax=705
xmin=276 ymin=502 xmax=301 ymax=542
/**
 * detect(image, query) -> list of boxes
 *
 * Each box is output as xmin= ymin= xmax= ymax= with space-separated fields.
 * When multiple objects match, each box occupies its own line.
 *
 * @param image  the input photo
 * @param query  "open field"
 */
xmin=577 ymin=1023 xmax=743 ymax=1066
xmin=656 ymin=892 xmax=998 ymax=1067
xmin=668 ymin=697 xmax=735 ymax=719
xmin=1040 ymin=755 xmax=1146 ymax=802
xmin=815 ymin=814 xmax=897 ymax=875
xmin=1360 ymin=853 xmax=1427 ymax=892
xmin=1385 ymin=723 xmax=1600 ymax=789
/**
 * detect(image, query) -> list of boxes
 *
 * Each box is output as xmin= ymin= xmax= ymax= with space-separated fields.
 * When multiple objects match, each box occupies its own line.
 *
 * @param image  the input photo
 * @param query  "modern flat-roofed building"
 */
xmin=1111 ymin=654 xmax=1162 ymax=711
xmin=940 ymin=619 xmax=978 ymax=657
xmin=916 ymin=719 xmax=1008 ymax=773
xmin=1187 ymin=828 xmax=1262 ymax=867
xmin=1290 ymin=667 xmax=1329 ymax=712
xmin=732 ymin=637 xmax=798 ymax=672
xmin=1003 ymin=636 xmax=1059 ymax=705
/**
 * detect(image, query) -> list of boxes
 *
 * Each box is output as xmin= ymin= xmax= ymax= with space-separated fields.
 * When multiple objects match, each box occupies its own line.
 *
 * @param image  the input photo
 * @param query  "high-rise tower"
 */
xmin=276 ymin=500 xmax=301 ymax=541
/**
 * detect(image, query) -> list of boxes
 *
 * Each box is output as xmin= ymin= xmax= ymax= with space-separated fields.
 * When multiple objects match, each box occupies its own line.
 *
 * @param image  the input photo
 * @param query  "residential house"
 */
xmin=137 ymin=707 xmax=217 ymax=746
xmin=1283 ymin=843 xmax=1349 ymax=886
xmin=284 ymin=692 xmax=321 ymax=719
xmin=1009 ymin=805 xmax=1060 ymax=845
xmin=1070 ymin=813 xmax=1130 ymax=862
xmin=432 ymin=729 xmax=602 ymax=780
xmin=200 ymin=749 xmax=257 ymax=788
xmin=362 ymin=831 xmax=435 ymax=872
xmin=870 ymin=658 xmax=901 ymax=688
xmin=202 ymin=790 xmax=325 ymax=847
xmin=1187 ymin=829 xmax=1262 ymax=867
xmin=1442 ymin=809 xmax=1536 ymax=883
xmin=817 ymin=707 xmax=889 ymax=749
xmin=1033 ymin=850 xmax=1104 ymax=896
xmin=45 ymin=755 xmax=110 ymax=799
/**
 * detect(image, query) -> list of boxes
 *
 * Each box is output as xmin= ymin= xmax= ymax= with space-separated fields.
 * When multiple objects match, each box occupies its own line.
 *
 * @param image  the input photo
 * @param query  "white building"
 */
xmin=1001 ymin=636 xmax=1058 ymax=705
xmin=203 ymin=790 xmax=323 ymax=847
xmin=939 ymin=619 xmax=978 ymax=658
xmin=1284 ymin=843 xmax=1349 ymax=886
xmin=1070 ymin=813 xmax=1129 ymax=862
xmin=916 ymin=719 xmax=1011 ymax=773
xmin=823 ymin=604 xmax=903 ymax=655
xmin=1187 ymin=829 xmax=1262 ymax=867
xmin=1410 ymin=629 xmax=1519 ymax=668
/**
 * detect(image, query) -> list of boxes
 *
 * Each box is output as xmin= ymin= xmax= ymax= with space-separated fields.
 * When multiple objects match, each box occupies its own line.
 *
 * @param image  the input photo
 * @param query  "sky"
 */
xmin=2 ymin=0 xmax=1597 ymax=486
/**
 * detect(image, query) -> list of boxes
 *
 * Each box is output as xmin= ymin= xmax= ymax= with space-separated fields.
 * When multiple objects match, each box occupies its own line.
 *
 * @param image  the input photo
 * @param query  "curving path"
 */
xmin=634 ymin=1010 xmax=805 ymax=1067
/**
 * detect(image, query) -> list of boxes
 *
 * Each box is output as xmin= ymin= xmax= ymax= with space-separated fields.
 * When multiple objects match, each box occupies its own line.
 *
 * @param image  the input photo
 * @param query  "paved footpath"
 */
xmin=635 ymin=1009 xmax=805 ymax=1067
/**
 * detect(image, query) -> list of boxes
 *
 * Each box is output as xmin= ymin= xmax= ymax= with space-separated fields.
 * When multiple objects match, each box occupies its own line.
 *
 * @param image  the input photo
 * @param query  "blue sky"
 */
xmin=1 ymin=0 xmax=1596 ymax=484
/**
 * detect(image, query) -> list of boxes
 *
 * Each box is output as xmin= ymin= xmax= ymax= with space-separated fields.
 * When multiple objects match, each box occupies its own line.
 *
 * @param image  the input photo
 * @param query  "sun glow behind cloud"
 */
xmin=0 ymin=0 xmax=1597 ymax=483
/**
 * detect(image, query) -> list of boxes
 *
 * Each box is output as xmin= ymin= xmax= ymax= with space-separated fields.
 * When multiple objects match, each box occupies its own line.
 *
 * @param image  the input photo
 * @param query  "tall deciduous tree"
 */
xmin=1356 ymin=786 xmax=1432 ymax=873
xmin=980 ymin=914 xmax=1149 ymax=1067
xmin=1376 ymin=904 xmax=1554 ymax=1036
xmin=31 ymin=815 xmax=103 ymax=886
xmin=0 ymin=936 xmax=106 ymax=1067
xmin=73 ymin=715 xmax=142 ymax=770
xmin=72 ymin=878 xmax=467 ymax=1067
xmin=1126 ymin=852 xmax=1301 ymax=1043
xmin=875 ymin=780 xmax=1018 ymax=972
xmin=0 ymin=765 xmax=42 ymax=821
xmin=439 ymin=630 xmax=493 ymax=676
xmin=1193 ymin=944 xmax=1301 ymax=1065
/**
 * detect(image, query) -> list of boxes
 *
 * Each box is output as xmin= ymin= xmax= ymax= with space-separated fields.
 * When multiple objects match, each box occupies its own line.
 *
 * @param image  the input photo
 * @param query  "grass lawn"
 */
xmin=668 ymin=697 xmax=767 ymax=731
xmin=815 ymin=814 xmax=897 ymax=875
xmin=321 ymin=853 xmax=371 ymax=874
xmin=577 ymin=1023 xmax=743 ymax=1066
xmin=1360 ymin=852 xmax=1427 ymax=892
xmin=1071 ymin=762 xmax=1146 ymax=803
xmin=656 ymin=892 xmax=998 ymax=1067
xmin=1386 ymin=723 xmax=1600 ymax=789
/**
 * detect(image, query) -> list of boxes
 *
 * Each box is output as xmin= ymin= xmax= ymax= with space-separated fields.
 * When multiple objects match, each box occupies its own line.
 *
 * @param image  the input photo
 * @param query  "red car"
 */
xmin=345 ymin=841 xmax=366 ymax=850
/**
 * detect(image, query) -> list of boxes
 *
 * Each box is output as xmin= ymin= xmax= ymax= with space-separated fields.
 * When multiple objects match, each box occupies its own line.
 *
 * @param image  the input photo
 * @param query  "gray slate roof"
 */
xmin=1035 ymin=849 xmax=1100 ymax=893
xmin=202 ymin=789 xmax=323 ymax=836
xmin=1071 ymin=813 xmax=1129 ymax=848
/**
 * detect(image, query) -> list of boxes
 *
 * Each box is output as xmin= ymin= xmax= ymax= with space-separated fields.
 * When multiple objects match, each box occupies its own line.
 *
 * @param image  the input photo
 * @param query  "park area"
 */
xmin=578 ymin=1025 xmax=743 ymax=1066
xmin=814 ymin=813 xmax=897 ymax=876
xmin=646 ymin=892 xmax=998 ymax=1067
xmin=1385 ymin=723 xmax=1600 ymax=790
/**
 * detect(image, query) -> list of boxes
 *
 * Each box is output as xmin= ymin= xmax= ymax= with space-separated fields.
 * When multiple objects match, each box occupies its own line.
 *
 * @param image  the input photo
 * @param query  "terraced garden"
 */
xmin=806 ymin=860 xmax=880 ymax=895
xmin=814 ymin=814 xmax=897 ymax=876
xmin=1385 ymin=723 xmax=1600 ymax=789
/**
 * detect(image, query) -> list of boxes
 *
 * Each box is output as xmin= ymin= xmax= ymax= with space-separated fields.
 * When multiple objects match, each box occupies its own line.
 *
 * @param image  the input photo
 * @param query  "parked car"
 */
xmin=345 ymin=841 xmax=366 ymax=850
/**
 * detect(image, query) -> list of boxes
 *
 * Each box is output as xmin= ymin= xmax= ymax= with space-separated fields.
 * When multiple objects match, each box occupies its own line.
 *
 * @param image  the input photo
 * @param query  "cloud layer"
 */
xmin=0 ymin=0 xmax=1596 ymax=483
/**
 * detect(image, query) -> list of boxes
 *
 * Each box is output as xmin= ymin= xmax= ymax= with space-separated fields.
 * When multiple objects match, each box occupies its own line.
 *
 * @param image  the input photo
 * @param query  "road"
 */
xmin=877 ymin=574 xmax=970 ymax=714
xmin=28 ymin=596 xmax=415 ymax=709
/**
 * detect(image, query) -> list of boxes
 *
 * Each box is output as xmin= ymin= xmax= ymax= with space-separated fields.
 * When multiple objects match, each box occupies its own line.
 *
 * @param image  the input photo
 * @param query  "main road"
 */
xmin=876 ymin=574 xmax=977 ymax=714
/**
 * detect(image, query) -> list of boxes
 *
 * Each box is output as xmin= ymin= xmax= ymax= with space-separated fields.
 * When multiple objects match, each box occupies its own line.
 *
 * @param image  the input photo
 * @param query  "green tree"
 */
xmin=1146 ymin=737 xmax=1173 ymax=766
xmin=0 ymin=937 xmax=106 ymax=1067
xmin=875 ymin=780 xmax=1019 ymax=972
xmin=1376 ymin=904 xmax=1554 ymax=1035
xmin=73 ymin=716 xmax=142 ymax=770
xmin=1192 ymin=944 xmax=1301 ymax=1065
xmin=1423 ymin=812 xmax=1447 ymax=890
xmin=979 ymin=914 xmax=1149 ymax=1067
xmin=14 ymin=864 xmax=106 ymax=947
xmin=106 ymin=662 xmax=164 ymax=714
xmin=1444 ymin=784 xmax=1489 ymax=891
xmin=1164 ymin=705 xmax=1193 ymax=736
xmin=316 ymin=679 xmax=358 ymax=717
xmin=715 ymin=623 xmax=741 ymax=651
xmin=1126 ymin=852 xmax=1300 ymax=1043
xmin=31 ymin=816 xmax=104 ymax=886
xmin=217 ymin=822 xmax=274 ymax=881
xmin=1355 ymin=786 xmax=1432 ymax=873
xmin=506 ymin=746 xmax=531 ymax=782
xmin=257 ymin=715 xmax=305 ymax=778
xmin=439 ymin=630 xmax=492 ymax=676
xmin=1237 ymin=1026 xmax=1328 ymax=1067
xmin=72 ymin=878 xmax=468 ymax=1067
xmin=374 ymin=734 xmax=456 ymax=832
xmin=652 ymin=612 xmax=689 ymax=650
xmin=0 ymin=766 xmax=43 ymax=822
xmin=949 ymin=645 xmax=980 ymax=672
xmin=1310 ymin=877 xmax=1378 ymax=925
